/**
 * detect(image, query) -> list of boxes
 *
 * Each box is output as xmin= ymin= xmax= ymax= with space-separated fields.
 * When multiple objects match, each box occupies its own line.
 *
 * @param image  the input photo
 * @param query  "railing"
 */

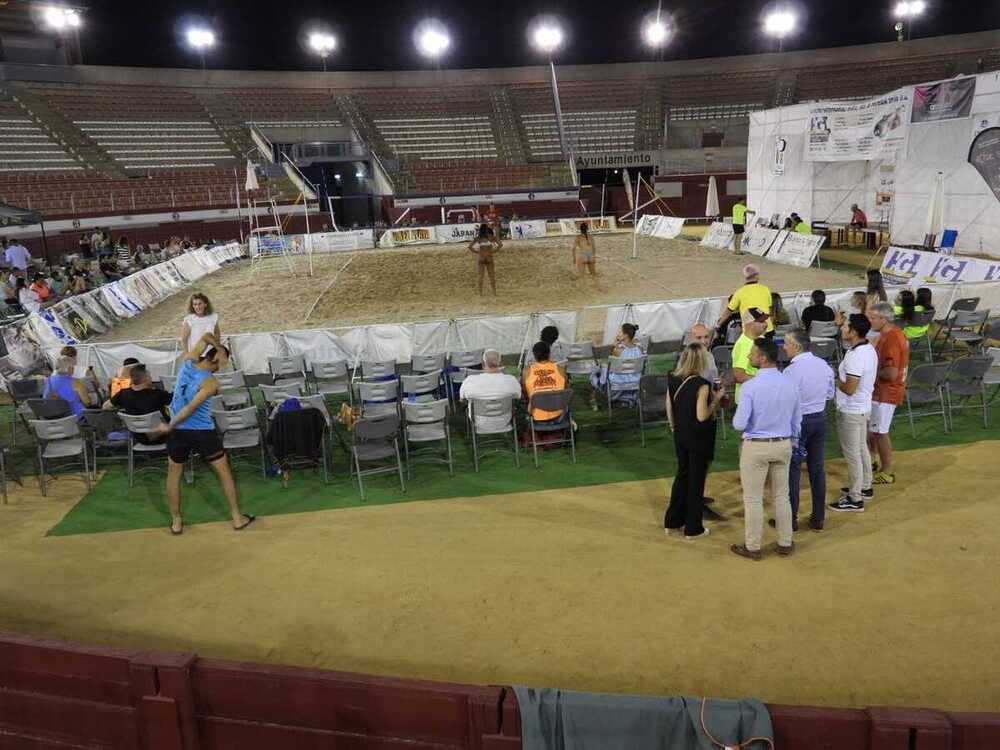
xmin=1 ymin=185 xmax=286 ymax=217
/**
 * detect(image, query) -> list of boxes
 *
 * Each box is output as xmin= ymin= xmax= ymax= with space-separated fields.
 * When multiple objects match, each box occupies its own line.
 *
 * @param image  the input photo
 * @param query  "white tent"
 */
xmin=747 ymin=69 xmax=1000 ymax=257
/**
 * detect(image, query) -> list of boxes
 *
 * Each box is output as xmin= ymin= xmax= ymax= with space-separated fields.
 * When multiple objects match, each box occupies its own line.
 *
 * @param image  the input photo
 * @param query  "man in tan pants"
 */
xmin=730 ymin=338 xmax=802 ymax=560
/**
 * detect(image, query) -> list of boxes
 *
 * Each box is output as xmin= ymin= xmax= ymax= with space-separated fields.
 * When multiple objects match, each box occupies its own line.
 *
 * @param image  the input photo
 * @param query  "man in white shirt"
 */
xmin=459 ymin=349 xmax=522 ymax=433
xmin=829 ymin=314 xmax=879 ymax=513
xmin=3 ymin=239 xmax=31 ymax=271
xmin=687 ymin=323 xmax=719 ymax=381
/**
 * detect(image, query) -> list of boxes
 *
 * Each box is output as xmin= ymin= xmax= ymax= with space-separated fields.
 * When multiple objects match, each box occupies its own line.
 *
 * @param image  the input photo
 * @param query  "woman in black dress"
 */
xmin=664 ymin=343 xmax=726 ymax=539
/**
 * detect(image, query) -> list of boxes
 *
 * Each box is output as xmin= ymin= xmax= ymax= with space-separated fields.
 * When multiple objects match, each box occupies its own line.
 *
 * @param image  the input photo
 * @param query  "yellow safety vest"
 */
xmin=732 ymin=203 xmax=746 ymax=225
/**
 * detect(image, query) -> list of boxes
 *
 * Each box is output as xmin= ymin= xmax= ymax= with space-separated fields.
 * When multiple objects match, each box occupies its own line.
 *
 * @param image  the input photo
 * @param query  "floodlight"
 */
xmin=334 ymin=173 xmax=342 ymax=181
xmin=642 ymin=16 xmax=670 ymax=47
xmin=186 ymin=27 xmax=215 ymax=49
xmin=355 ymin=169 xmax=364 ymax=179
xmin=532 ymin=23 xmax=564 ymax=54
xmin=894 ymin=0 xmax=926 ymax=17
xmin=415 ymin=20 xmax=450 ymax=58
xmin=309 ymin=32 xmax=336 ymax=55
xmin=764 ymin=10 xmax=796 ymax=36
xmin=44 ymin=7 xmax=82 ymax=30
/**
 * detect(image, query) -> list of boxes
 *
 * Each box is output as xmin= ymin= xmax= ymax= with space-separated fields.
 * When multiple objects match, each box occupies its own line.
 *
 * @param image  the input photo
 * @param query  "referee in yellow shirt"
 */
xmin=716 ymin=264 xmax=774 ymax=337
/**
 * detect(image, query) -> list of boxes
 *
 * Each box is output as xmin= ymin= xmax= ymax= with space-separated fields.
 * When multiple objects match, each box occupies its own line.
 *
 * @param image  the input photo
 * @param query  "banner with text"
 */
xmin=881 ymin=246 xmax=1000 ymax=285
xmin=911 ymin=77 xmax=976 ymax=124
xmin=378 ymin=226 xmax=438 ymax=248
xmin=768 ymin=232 xmax=823 ymax=268
xmin=700 ymin=222 xmax=735 ymax=250
xmin=558 ymin=217 xmax=618 ymax=235
xmin=740 ymin=227 xmax=786 ymax=257
xmin=805 ymin=90 xmax=911 ymax=162
xmin=509 ymin=220 xmax=548 ymax=240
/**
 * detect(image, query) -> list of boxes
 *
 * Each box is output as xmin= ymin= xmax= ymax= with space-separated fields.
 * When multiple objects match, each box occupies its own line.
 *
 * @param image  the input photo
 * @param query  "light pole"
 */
xmin=894 ymin=1 xmax=926 ymax=40
xmin=763 ymin=10 xmax=796 ymax=52
xmin=309 ymin=32 xmax=336 ymax=71
xmin=530 ymin=20 xmax=567 ymax=162
xmin=186 ymin=27 xmax=215 ymax=70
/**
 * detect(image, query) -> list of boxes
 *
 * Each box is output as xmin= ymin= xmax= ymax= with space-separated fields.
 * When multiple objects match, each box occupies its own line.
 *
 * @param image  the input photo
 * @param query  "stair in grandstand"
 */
xmin=192 ymin=90 xmax=252 ymax=163
xmin=488 ymin=87 xmax=526 ymax=164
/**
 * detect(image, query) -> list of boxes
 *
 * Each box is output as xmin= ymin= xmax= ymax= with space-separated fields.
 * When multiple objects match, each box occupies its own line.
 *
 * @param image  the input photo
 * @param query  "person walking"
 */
xmin=866 ymin=302 xmax=908 ymax=485
xmin=730 ymin=337 xmax=801 ymax=560
xmin=775 ymin=329 xmax=834 ymax=532
xmin=829 ymin=314 xmax=879 ymax=513
xmin=664 ymin=344 xmax=726 ymax=539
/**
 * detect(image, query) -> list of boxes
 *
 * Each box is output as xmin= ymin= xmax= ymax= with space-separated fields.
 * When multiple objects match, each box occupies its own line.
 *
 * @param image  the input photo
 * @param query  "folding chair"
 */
xmin=259 ymin=381 xmax=306 ymax=411
xmin=298 ymin=393 xmax=348 ymax=456
xmin=908 ymin=310 xmax=936 ymax=363
xmin=214 ymin=370 xmax=254 ymax=409
xmin=411 ymin=353 xmax=447 ymax=374
xmin=352 ymin=414 xmax=405 ymax=500
xmin=468 ymin=397 xmax=519 ymax=471
xmin=357 ymin=379 xmax=400 ymax=419
xmin=28 ymin=416 xmax=91 ymax=496
xmin=811 ymin=339 xmax=840 ymax=366
xmin=310 ymin=359 xmax=352 ymax=406
xmin=527 ymin=389 xmax=576 ymax=468
xmin=27 ymin=398 xmax=72 ymax=420
xmin=565 ymin=342 xmax=595 ymax=381
xmin=946 ymin=310 xmax=989 ymax=355
xmin=213 ymin=407 xmax=267 ymax=476
xmin=602 ymin=355 xmax=647 ymax=424
xmin=357 ymin=360 xmax=396 ymax=381
xmin=267 ymin=408 xmax=330 ymax=485
xmin=118 ymin=412 xmax=170 ymax=488
xmin=450 ymin=349 xmax=484 ymax=370
xmin=7 ymin=378 xmax=45 ymax=444
xmin=934 ymin=297 xmax=979 ymax=349
xmin=808 ymin=320 xmax=840 ymax=341
xmin=939 ymin=229 xmax=958 ymax=255
xmin=904 ymin=363 xmax=951 ymax=437
xmin=402 ymin=399 xmax=453 ymax=479
xmin=638 ymin=374 xmax=670 ymax=448
xmin=401 ymin=369 xmax=444 ymax=404
xmin=984 ymin=347 xmax=1000 ymax=404
xmin=267 ymin=354 xmax=307 ymax=386
xmin=945 ymin=356 xmax=993 ymax=428
xmin=157 ymin=375 xmax=178 ymax=392
xmin=80 ymin=409 xmax=128 ymax=475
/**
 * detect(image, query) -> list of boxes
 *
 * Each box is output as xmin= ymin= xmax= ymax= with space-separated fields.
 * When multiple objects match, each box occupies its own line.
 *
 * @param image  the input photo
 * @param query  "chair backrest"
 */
xmin=158 ymin=375 xmax=177 ymax=392
xmin=401 ymin=370 xmax=442 ymax=395
xmin=529 ymin=388 xmax=573 ymax=416
xmin=411 ymin=353 xmax=446 ymax=373
xmin=949 ymin=356 xmax=992 ymax=381
xmin=940 ymin=229 xmax=958 ymax=249
xmin=568 ymin=341 xmax=594 ymax=360
xmin=355 ymin=414 xmax=400 ymax=441
xmin=953 ymin=309 xmax=988 ymax=328
xmin=260 ymin=382 xmax=304 ymax=402
xmin=268 ymin=354 xmax=306 ymax=379
xmin=29 ymin=415 xmax=81 ymax=441
xmin=809 ymin=320 xmax=840 ymax=339
xmin=9 ymin=378 xmax=45 ymax=400
xmin=119 ymin=411 xmax=166 ymax=433
xmin=949 ymin=297 xmax=979 ymax=316
xmin=361 ymin=360 xmax=396 ymax=378
xmin=404 ymin=398 xmax=448 ymax=424
xmin=450 ymin=349 xmax=484 ymax=368
xmin=213 ymin=406 xmax=259 ymax=432
xmin=27 ymin=397 xmax=71 ymax=420
xmin=311 ymin=359 xmax=349 ymax=379
xmin=811 ymin=340 xmax=839 ymax=361
xmin=909 ymin=362 xmax=951 ymax=387
xmin=910 ymin=310 xmax=935 ymax=327
xmin=213 ymin=370 xmax=246 ymax=389
xmin=81 ymin=409 xmax=123 ymax=433
xmin=297 ymin=394 xmax=332 ymax=423
xmin=712 ymin=346 xmax=733 ymax=371
xmin=470 ymin=397 xmax=514 ymax=422
xmin=608 ymin=355 xmax=646 ymax=375
xmin=358 ymin=379 xmax=399 ymax=402
xmin=634 ymin=335 xmax=651 ymax=353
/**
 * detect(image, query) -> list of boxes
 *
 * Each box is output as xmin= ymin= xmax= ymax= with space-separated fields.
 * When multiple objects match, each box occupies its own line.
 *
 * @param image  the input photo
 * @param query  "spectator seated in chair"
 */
xmin=108 ymin=357 xmax=142 ymax=398
xmin=801 ymin=289 xmax=836 ymax=331
xmin=459 ymin=349 xmax=522 ymax=432
xmin=894 ymin=287 xmax=934 ymax=342
xmin=524 ymin=341 xmax=568 ymax=423
xmin=103 ymin=364 xmax=172 ymax=444
xmin=43 ymin=355 xmax=95 ymax=419
xmin=589 ymin=323 xmax=644 ymax=410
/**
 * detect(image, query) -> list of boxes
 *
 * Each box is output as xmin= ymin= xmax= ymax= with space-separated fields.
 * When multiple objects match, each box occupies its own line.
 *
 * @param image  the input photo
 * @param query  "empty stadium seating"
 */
xmin=0 ymin=91 xmax=81 ymax=173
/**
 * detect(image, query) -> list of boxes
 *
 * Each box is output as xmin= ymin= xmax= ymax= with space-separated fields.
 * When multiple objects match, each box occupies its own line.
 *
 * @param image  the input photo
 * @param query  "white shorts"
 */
xmin=869 ymin=402 xmax=897 ymax=435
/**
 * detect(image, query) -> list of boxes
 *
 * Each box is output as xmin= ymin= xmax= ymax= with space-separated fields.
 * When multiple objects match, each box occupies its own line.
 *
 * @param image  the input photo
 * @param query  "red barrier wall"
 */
xmin=1 ymin=632 xmax=997 ymax=750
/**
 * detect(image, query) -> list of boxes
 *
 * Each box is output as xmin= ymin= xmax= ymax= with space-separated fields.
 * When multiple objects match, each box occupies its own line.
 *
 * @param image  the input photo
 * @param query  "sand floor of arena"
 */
xmin=93 ymin=234 xmax=862 ymax=344
xmin=2 ymin=441 xmax=999 ymax=712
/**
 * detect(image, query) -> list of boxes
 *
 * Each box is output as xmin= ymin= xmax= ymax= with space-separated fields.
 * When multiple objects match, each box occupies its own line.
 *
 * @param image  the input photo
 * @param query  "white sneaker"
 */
xmin=685 ymin=528 xmax=711 ymax=540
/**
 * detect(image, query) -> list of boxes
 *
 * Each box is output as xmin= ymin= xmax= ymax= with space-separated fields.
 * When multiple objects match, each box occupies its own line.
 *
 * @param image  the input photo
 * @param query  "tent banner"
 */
xmin=378 ymin=226 xmax=437 ymax=248
xmin=768 ymin=232 xmax=823 ymax=268
xmin=881 ymin=246 xmax=1000 ymax=285
xmin=700 ymin=222 xmax=734 ymax=250
xmin=805 ymin=90 xmax=911 ymax=162
xmin=558 ymin=217 xmax=617 ymax=235
xmin=510 ymin=220 xmax=548 ymax=240
xmin=911 ymin=77 xmax=976 ymax=124
xmin=740 ymin=227 xmax=786 ymax=257
xmin=434 ymin=223 xmax=480 ymax=245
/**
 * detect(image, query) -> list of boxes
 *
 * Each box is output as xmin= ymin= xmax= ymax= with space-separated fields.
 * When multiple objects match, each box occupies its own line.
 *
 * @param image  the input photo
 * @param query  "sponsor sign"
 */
xmin=434 ymin=224 xmax=480 ymax=244
xmin=768 ymin=231 xmax=823 ymax=268
xmin=969 ymin=127 xmax=1000 ymax=203
xmin=700 ymin=222 xmax=735 ymax=250
xmin=378 ymin=227 xmax=438 ymax=248
xmin=636 ymin=215 xmax=686 ymax=240
xmin=805 ymin=90 xmax=911 ymax=162
xmin=575 ymin=152 xmax=655 ymax=169
xmin=394 ymin=189 xmax=578 ymax=208
xmin=510 ymin=220 xmax=548 ymax=240
xmin=740 ymin=227 xmax=785 ymax=257
xmin=881 ymin=247 xmax=1000 ymax=285
xmin=911 ymin=77 xmax=976 ymax=124
xmin=558 ymin=217 xmax=617 ymax=235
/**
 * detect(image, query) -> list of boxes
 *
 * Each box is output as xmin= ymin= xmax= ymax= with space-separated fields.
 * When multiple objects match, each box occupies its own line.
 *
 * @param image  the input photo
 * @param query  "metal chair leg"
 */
xmin=354 ymin=450 xmax=365 ymax=500
xmin=531 ymin=420 xmax=539 ymax=469
xmin=446 ymin=425 xmax=454 ymax=477
xmin=38 ymin=447 xmax=47 ymax=497
xmin=395 ymin=440 xmax=406 ymax=492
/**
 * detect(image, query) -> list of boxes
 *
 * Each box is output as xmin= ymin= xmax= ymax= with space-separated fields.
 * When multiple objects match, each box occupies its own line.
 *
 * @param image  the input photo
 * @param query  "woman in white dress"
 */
xmin=179 ymin=293 xmax=220 ymax=353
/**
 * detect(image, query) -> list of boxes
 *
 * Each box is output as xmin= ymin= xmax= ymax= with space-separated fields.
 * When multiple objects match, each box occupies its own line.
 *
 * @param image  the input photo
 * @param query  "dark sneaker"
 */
xmin=829 ymin=498 xmax=864 ymax=512
xmin=776 ymin=542 xmax=794 ymax=556
xmin=840 ymin=487 xmax=874 ymax=499
xmin=808 ymin=518 xmax=824 ymax=532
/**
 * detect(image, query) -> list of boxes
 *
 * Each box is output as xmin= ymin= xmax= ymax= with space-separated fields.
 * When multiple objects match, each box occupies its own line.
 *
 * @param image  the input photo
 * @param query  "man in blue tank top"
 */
xmin=155 ymin=333 xmax=254 ymax=535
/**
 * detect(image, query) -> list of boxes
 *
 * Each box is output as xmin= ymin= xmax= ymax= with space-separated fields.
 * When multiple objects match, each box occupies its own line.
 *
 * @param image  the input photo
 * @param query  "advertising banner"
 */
xmin=699 ymin=222 xmax=734 ymax=250
xmin=768 ymin=231 xmax=823 ymax=268
xmin=307 ymin=230 xmax=375 ymax=252
xmin=969 ymin=127 xmax=1000 ymax=203
xmin=881 ymin=247 xmax=1000 ymax=285
xmin=636 ymin=215 xmax=662 ymax=237
xmin=434 ymin=223 xmax=480 ymax=245
xmin=509 ymin=220 xmax=548 ymax=240
xmin=911 ymin=77 xmax=976 ymax=124
xmin=378 ymin=226 xmax=438 ymax=248
xmin=805 ymin=90 xmax=911 ymax=162
xmin=652 ymin=216 xmax=686 ymax=239
xmin=740 ymin=227 xmax=786 ymax=257
xmin=558 ymin=217 xmax=617 ymax=235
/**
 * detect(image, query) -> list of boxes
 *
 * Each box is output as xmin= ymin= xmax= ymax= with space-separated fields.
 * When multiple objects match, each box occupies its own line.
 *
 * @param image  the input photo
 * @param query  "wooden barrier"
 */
xmin=1 ymin=632 xmax=998 ymax=749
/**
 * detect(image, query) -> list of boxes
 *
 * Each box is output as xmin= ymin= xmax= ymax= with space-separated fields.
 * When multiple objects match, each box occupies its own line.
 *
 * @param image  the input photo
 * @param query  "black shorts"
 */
xmin=733 ymin=224 xmax=745 ymax=234
xmin=167 ymin=429 xmax=225 ymax=464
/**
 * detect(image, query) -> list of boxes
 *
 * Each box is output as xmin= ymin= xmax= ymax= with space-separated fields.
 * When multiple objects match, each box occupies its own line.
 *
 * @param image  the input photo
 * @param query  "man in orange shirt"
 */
xmin=867 ymin=302 xmax=908 ymax=485
xmin=523 ymin=341 xmax=567 ymax=422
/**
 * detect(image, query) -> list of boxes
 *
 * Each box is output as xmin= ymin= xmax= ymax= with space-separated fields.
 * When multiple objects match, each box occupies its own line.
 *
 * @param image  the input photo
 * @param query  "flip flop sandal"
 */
xmin=234 ymin=515 xmax=256 ymax=531
xmin=170 ymin=523 xmax=183 ymax=536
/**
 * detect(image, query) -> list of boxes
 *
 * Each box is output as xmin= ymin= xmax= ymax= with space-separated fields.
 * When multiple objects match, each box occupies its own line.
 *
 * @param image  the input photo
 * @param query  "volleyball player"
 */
xmin=468 ymin=224 xmax=502 ymax=295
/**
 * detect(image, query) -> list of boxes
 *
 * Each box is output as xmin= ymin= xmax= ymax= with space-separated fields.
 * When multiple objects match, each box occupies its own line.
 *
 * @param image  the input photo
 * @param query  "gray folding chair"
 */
xmin=8 ymin=378 xmax=45 ymax=444
xmin=268 ymin=354 xmax=307 ymax=386
xmin=984 ymin=347 xmax=1000 ymax=404
xmin=310 ymin=359 xmax=352 ymax=405
xmin=447 ymin=367 xmax=473 ymax=414
xmin=947 ymin=310 xmax=989 ymax=355
xmin=403 ymin=399 xmax=453 ymax=479
xmin=80 ymin=409 xmax=128 ymax=475
xmin=213 ymin=407 xmax=266 ymax=476
xmin=411 ymin=353 xmax=447 ymax=374
xmin=527 ymin=389 xmax=576 ymax=468
xmin=158 ymin=374 xmax=178 ymax=392
xmin=27 ymin=398 xmax=72 ymax=420
xmin=28 ymin=416 xmax=91 ymax=496
xmin=357 ymin=379 xmax=400 ymax=419
xmin=401 ymin=369 xmax=443 ymax=404
xmin=811 ymin=339 xmax=840 ymax=365
xmin=945 ymin=356 xmax=993 ymax=428
xmin=638 ymin=375 xmax=671 ymax=448
xmin=118 ymin=412 xmax=170 ymax=488
xmin=352 ymin=414 xmax=405 ymax=500
xmin=259 ymin=381 xmax=306 ymax=409
xmin=712 ymin=346 xmax=733 ymax=379
xmin=904 ymin=363 xmax=951 ymax=437
xmin=214 ymin=369 xmax=253 ymax=409
xmin=934 ymin=296 xmax=979 ymax=349
xmin=468 ymin=397 xmax=519 ymax=471
xmin=908 ymin=310 xmax=936 ymax=363
xmin=566 ymin=342 xmax=595 ymax=380
xmin=450 ymin=349 xmax=484 ymax=370
xmin=808 ymin=320 xmax=840 ymax=341
xmin=603 ymin=355 xmax=647 ymax=423
xmin=358 ymin=360 xmax=396 ymax=380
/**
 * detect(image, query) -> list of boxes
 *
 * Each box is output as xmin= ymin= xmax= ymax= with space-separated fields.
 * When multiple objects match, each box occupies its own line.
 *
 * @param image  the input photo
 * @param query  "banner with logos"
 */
xmin=378 ymin=226 xmax=438 ymax=248
xmin=881 ymin=246 xmax=1000 ymax=285
xmin=969 ymin=127 xmax=1000 ymax=204
xmin=293 ymin=230 xmax=375 ymax=253
xmin=805 ymin=90 xmax=911 ymax=162
xmin=509 ymin=220 xmax=548 ymax=240
xmin=433 ymin=223 xmax=480 ymax=245
xmin=558 ymin=217 xmax=618 ymax=235
xmin=574 ymin=152 xmax=656 ymax=170
xmin=911 ymin=77 xmax=976 ymax=124
xmin=740 ymin=227 xmax=786 ymax=257
xmin=700 ymin=222 xmax=734 ymax=250
xmin=635 ymin=215 xmax=685 ymax=240
xmin=768 ymin=231 xmax=823 ymax=268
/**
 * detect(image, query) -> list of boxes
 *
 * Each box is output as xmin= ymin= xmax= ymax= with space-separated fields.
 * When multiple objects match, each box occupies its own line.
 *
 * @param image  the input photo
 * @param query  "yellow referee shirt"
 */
xmin=727 ymin=282 xmax=774 ymax=333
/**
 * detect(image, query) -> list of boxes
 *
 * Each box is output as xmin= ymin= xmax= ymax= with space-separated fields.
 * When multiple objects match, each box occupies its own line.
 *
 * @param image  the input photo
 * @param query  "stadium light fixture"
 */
xmin=531 ymin=23 xmax=564 ymax=55
xmin=893 ymin=0 xmax=925 ymax=39
xmin=186 ymin=26 xmax=215 ymax=70
xmin=44 ymin=6 xmax=82 ymax=31
xmin=763 ymin=9 xmax=796 ymax=50
xmin=415 ymin=20 xmax=450 ymax=59
xmin=308 ymin=31 xmax=337 ymax=71
xmin=642 ymin=15 xmax=670 ymax=48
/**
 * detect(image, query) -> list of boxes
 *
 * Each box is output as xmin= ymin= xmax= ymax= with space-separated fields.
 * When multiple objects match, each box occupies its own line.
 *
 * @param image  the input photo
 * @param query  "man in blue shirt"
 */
xmin=154 ymin=333 xmax=254 ymax=536
xmin=776 ymin=329 xmax=834 ymax=532
xmin=730 ymin=337 xmax=801 ymax=560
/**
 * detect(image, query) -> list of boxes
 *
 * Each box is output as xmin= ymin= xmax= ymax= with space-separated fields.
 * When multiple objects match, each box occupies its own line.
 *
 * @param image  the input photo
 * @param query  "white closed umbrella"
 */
xmin=924 ymin=171 xmax=944 ymax=247
xmin=705 ymin=175 xmax=720 ymax=217
xmin=244 ymin=159 xmax=259 ymax=192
